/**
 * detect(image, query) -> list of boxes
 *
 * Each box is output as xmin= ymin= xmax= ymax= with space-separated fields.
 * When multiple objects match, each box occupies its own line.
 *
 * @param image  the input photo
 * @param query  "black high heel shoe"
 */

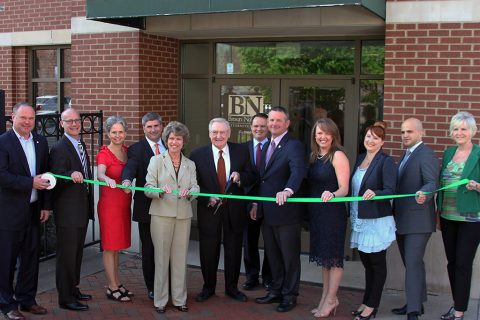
xmin=441 ymin=307 xmax=464 ymax=320
xmin=354 ymin=308 xmax=378 ymax=320
xmin=351 ymin=310 xmax=362 ymax=316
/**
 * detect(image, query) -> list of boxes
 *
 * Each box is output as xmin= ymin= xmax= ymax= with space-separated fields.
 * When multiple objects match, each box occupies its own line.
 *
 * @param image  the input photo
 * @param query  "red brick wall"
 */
xmin=0 ymin=0 xmax=85 ymax=33
xmin=383 ymin=21 xmax=480 ymax=158
xmin=0 ymin=47 xmax=28 ymax=111
xmin=71 ymin=31 xmax=179 ymax=146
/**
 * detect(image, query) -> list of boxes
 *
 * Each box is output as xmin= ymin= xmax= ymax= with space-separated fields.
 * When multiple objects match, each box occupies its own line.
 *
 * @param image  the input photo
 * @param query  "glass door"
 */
xmin=280 ymin=79 xmax=357 ymax=162
xmin=212 ymin=79 xmax=280 ymax=143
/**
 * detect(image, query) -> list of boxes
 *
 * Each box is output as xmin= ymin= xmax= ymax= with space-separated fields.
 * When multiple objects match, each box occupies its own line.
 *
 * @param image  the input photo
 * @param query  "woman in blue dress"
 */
xmin=350 ymin=121 xmax=397 ymax=320
xmin=308 ymin=118 xmax=350 ymax=318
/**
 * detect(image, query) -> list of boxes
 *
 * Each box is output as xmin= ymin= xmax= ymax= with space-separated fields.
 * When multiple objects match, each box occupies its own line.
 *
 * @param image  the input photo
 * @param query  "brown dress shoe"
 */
xmin=4 ymin=310 xmax=26 ymax=320
xmin=20 ymin=304 xmax=48 ymax=315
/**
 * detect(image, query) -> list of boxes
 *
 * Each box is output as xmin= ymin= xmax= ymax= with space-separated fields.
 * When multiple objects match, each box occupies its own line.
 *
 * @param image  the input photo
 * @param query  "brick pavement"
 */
xmin=32 ymin=255 xmax=365 ymax=320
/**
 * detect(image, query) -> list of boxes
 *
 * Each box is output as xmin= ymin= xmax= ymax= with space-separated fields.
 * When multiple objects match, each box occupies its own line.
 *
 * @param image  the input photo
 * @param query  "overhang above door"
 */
xmin=86 ymin=0 xmax=385 ymax=39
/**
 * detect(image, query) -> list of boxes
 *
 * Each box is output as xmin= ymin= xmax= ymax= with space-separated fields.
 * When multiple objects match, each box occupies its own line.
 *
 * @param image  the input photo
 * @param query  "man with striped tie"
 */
xmin=49 ymin=108 xmax=94 ymax=311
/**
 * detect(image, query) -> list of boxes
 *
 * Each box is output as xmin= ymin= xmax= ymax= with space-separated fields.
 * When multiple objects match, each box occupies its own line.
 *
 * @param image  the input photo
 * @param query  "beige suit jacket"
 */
xmin=144 ymin=151 xmax=199 ymax=219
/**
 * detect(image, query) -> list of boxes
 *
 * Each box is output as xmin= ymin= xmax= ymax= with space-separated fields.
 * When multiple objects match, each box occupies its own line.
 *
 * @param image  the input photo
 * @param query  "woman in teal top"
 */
xmin=438 ymin=111 xmax=480 ymax=320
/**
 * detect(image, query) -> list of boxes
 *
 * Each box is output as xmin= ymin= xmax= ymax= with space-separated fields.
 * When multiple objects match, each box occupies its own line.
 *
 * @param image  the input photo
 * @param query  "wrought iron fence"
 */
xmin=3 ymin=111 xmax=103 ymax=261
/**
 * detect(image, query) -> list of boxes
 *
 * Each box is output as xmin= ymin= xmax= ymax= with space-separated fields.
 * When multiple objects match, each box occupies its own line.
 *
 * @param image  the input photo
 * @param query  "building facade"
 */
xmin=0 ymin=0 xmax=479 ymax=297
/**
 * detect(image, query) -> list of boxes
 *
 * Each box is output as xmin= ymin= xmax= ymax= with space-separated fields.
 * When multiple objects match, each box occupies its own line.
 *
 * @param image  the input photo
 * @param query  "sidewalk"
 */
xmin=32 ymin=243 xmax=479 ymax=320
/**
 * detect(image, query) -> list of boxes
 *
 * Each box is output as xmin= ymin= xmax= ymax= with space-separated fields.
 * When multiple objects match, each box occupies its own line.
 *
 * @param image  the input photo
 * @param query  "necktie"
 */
xmin=217 ymin=150 xmax=226 ymax=193
xmin=78 ymin=141 xmax=89 ymax=180
xmin=255 ymin=142 xmax=262 ymax=169
xmin=265 ymin=141 xmax=276 ymax=166
xmin=154 ymin=143 xmax=160 ymax=155
xmin=398 ymin=149 xmax=411 ymax=173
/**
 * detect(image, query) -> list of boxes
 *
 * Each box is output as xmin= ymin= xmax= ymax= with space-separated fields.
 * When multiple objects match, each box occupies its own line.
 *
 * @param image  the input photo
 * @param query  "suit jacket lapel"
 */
xmin=141 ymin=138 xmax=154 ymax=157
xmin=33 ymin=133 xmax=42 ymax=175
xmin=359 ymin=152 xmax=381 ymax=191
xmin=63 ymin=136 xmax=83 ymax=171
xmin=206 ymin=146 xmax=220 ymax=191
xmin=265 ymin=134 xmax=288 ymax=170
xmin=163 ymin=152 xmax=178 ymax=182
xmin=398 ymin=143 xmax=423 ymax=180
xmin=462 ymin=144 xmax=480 ymax=179
xmin=9 ymin=130 xmax=31 ymax=175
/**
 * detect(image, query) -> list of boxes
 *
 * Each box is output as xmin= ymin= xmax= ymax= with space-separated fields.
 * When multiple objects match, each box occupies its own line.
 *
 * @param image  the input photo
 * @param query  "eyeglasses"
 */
xmin=209 ymin=130 xmax=228 ymax=136
xmin=62 ymin=119 xmax=81 ymax=124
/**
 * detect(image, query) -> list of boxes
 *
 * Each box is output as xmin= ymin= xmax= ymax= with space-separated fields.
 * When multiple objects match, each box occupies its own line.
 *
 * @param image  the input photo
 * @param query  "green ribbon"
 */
xmin=50 ymin=173 xmax=468 ymax=203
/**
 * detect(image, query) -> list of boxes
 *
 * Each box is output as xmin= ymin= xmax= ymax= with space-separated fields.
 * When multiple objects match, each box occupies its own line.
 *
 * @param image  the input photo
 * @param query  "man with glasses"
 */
xmin=190 ymin=118 xmax=256 ymax=303
xmin=49 ymin=108 xmax=94 ymax=311
xmin=0 ymin=103 xmax=50 ymax=320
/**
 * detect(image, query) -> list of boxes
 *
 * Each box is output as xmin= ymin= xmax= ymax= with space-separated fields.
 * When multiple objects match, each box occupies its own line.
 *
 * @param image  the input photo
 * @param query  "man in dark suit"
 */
xmin=121 ymin=112 xmax=166 ymax=299
xmin=392 ymin=118 xmax=439 ymax=320
xmin=242 ymin=113 xmax=272 ymax=291
xmin=254 ymin=106 xmax=306 ymax=313
xmin=0 ymin=103 xmax=50 ymax=320
xmin=49 ymin=108 xmax=94 ymax=311
xmin=190 ymin=118 xmax=256 ymax=303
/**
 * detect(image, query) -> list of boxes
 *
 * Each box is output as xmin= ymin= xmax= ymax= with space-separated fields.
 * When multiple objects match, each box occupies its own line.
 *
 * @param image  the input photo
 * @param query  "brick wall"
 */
xmin=71 ymin=31 xmax=179 ymax=146
xmin=383 ymin=21 xmax=480 ymax=158
xmin=0 ymin=47 xmax=29 ymax=110
xmin=0 ymin=0 xmax=85 ymax=33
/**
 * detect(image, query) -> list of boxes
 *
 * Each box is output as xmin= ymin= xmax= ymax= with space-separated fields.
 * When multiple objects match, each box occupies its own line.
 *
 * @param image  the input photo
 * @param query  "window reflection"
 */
xmin=359 ymin=80 xmax=384 ymax=153
xmin=216 ymin=41 xmax=355 ymax=75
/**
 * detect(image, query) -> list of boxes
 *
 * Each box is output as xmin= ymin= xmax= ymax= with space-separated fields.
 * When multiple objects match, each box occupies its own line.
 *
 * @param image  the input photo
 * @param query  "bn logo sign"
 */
xmin=228 ymin=95 xmax=264 ymax=124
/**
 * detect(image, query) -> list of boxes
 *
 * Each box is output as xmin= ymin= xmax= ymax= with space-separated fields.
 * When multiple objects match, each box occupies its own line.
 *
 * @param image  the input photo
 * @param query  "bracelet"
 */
xmin=332 ymin=192 xmax=336 ymax=198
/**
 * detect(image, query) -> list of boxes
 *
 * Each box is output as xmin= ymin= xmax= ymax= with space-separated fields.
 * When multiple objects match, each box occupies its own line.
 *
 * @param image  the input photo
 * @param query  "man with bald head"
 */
xmin=49 ymin=108 xmax=94 ymax=311
xmin=392 ymin=118 xmax=439 ymax=320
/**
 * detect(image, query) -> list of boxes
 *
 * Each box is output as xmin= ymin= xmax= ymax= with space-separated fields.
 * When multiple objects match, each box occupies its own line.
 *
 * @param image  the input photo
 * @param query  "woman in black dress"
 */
xmin=308 ymin=118 xmax=350 ymax=318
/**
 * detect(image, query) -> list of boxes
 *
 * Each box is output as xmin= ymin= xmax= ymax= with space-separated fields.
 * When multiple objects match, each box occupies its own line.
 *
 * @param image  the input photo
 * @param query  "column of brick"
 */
xmin=383 ymin=21 xmax=480 ymax=157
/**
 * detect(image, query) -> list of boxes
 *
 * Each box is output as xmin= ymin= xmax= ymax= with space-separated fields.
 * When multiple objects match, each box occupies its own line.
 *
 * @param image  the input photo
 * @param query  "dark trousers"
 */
xmin=138 ymin=222 xmax=155 ymax=292
xmin=56 ymin=226 xmax=87 ymax=304
xmin=441 ymin=217 xmax=480 ymax=312
xmin=262 ymin=222 xmax=301 ymax=301
xmin=359 ymin=249 xmax=387 ymax=308
xmin=243 ymin=217 xmax=271 ymax=284
xmin=0 ymin=204 xmax=40 ymax=314
xmin=397 ymin=232 xmax=431 ymax=314
xmin=198 ymin=206 xmax=243 ymax=293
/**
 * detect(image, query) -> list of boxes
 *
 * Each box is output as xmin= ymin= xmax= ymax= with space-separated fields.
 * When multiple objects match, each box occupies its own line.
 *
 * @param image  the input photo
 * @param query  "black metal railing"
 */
xmin=3 ymin=111 xmax=103 ymax=261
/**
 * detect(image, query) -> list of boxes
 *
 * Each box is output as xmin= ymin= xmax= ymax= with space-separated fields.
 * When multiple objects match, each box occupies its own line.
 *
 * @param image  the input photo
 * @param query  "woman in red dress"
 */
xmin=96 ymin=116 xmax=132 ymax=302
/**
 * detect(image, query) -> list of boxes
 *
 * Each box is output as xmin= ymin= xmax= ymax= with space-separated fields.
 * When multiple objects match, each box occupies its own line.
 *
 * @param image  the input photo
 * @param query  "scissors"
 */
xmin=212 ymin=179 xmax=233 ymax=215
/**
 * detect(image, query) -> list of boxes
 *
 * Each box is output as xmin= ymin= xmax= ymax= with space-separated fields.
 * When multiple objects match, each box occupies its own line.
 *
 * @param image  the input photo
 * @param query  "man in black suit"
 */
xmin=392 ymin=118 xmax=439 ymax=320
xmin=49 ymin=108 xmax=94 ymax=311
xmin=254 ymin=106 xmax=306 ymax=312
xmin=121 ymin=112 xmax=166 ymax=299
xmin=190 ymin=118 xmax=256 ymax=303
xmin=242 ymin=113 xmax=272 ymax=290
xmin=0 ymin=103 xmax=50 ymax=320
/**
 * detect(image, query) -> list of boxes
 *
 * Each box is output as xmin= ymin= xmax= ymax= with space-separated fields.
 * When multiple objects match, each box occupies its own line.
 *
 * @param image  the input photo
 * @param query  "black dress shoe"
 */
xmin=148 ymin=291 xmax=154 ymax=300
xmin=255 ymin=293 xmax=282 ymax=304
xmin=277 ymin=299 xmax=296 ymax=312
xmin=407 ymin=312 xmax=419 ymax=320
xmin=4 ymin=310 xmax=26 ymax=320
xmin=195 ymin=290 xmax=214 ymax=302
xmin=242 ymin=280 xmax=259 ymax=290
xmin=74 ymin=290 xmax=92 ymax=301
xmin=19 ymin=304 xmax=47 ymax=315
xmin=59 ymin=302 xmax=89 ymax=311
xmin=392 ymin=304 xmax=424 ymax=315
xmin=226 ymin=290 xmax=248 ymax=302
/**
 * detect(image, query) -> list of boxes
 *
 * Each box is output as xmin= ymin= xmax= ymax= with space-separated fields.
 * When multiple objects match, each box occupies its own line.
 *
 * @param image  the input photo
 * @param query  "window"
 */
xmin=31 ymin=47 xmax=71 ymax=114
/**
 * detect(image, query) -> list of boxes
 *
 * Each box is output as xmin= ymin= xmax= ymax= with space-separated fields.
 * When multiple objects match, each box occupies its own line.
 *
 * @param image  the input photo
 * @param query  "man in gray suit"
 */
xmin=391 ymin=118 xmax=440 ymax=320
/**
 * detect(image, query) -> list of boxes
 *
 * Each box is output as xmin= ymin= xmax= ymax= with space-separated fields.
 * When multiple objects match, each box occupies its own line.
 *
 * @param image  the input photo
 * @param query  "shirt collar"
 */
xmin=253 ymin=138 xmax=268 ymax=147
xmin=271 ymin=131 xmax=288 ymax=146
xmin=212 ymin=143 xmax=229 ymax=156
xmin=407 ymin=141 xmax=423 ymax=154
xmin=12 ymin=128 xmax=33 ymax=141
xmin=146 ymin=136 xmax=162 ymax=148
